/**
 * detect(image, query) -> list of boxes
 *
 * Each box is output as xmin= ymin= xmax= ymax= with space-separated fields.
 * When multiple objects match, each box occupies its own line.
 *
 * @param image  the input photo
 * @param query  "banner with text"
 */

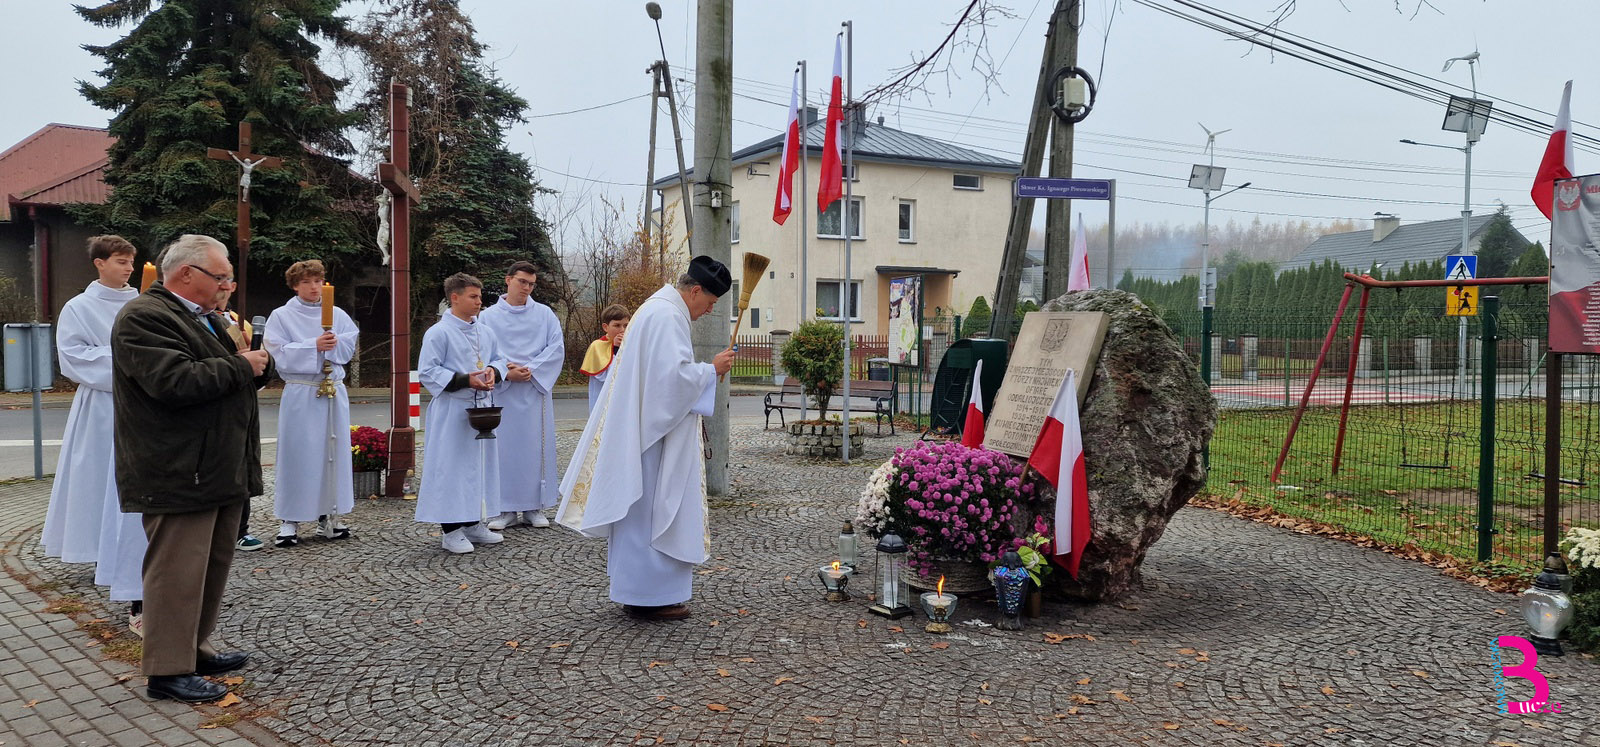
xmin=1550 ymin=174 xmax=1600 ymax=353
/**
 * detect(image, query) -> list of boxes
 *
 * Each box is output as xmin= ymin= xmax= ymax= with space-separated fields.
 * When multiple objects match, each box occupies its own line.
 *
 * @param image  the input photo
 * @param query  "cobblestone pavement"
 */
xmin=5 ymin=422 xmax=1599 ymax=746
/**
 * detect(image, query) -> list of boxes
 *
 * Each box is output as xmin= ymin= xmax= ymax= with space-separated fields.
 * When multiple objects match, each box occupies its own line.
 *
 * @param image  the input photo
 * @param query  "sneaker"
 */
xmin=317 ymin=516 xmax=352 ymax=540
xmin=486 ymin=512 xmax=515 ymax=531
xmin=128 ymin=613 xmax=144 ymax=638
xmin=441 ymin=529 xmax=474 ymax=554
xmin=236 ymin=535 xmax=265 ymax=551
xmin=274 ymin=534 xmax=299 ymax=548
xmin=460 ymin=523 xmax=503 ymax=545
xmin=524 ymin=511 xmax=551 ymax=528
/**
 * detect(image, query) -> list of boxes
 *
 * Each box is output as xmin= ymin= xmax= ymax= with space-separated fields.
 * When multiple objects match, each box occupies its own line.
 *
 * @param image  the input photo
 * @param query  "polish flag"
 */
xmin=1024 ymin=368 xmax=1090 ymax=579
xmin=773 ymin=68 xmax=802 ymax=225
xmin=1068 ymin=217 xmax=1091 ymax=291
xmin=961 ymin=359 xmax=986 ymax=447
xmin=817 ymin=36 xmax=845 ymax=212
xmin=1532 ymin=81 xmax=1574 ymax=220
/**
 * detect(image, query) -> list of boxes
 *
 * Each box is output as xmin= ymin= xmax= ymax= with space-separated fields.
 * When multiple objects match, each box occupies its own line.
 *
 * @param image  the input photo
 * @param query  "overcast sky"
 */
xmin=4 ymin=1 xmax=1597 ymax=277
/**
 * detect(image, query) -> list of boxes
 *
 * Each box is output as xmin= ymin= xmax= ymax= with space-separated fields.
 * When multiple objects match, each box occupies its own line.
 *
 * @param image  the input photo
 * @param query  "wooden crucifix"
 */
xmin=206 ymin=121 xmax=281 ymax=317
xmin=379 ymin=82 xmax=422 ymax=498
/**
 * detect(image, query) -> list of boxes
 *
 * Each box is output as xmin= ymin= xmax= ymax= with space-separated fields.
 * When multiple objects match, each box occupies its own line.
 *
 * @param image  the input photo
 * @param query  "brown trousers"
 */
xmin=140 ymin=500 xmax=245 ymax=676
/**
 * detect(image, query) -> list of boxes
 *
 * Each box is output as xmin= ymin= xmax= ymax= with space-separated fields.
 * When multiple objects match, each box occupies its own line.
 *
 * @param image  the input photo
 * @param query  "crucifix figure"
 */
xmin=207 ymin=121 xmax=281 ymax=317
xmin=380 ymin=82 xmax=422 ymax=498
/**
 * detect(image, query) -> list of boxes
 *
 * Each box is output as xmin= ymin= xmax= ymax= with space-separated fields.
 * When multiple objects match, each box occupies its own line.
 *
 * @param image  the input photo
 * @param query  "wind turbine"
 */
xmin=1198 ymin=122 xmax=1232 ymax=158
xmin=1441 ymin=49 xmax=1479 ymax=73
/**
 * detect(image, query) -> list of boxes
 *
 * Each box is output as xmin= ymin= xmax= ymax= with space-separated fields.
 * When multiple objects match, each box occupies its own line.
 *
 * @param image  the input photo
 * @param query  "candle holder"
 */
xmin=920 ymin=591 xmax=958 ymax=634
xmin=992 ymin=550 xmax=1029 ymax=631
xmin=816 ymin=562 xmax=853 ymax=602
xmin=316 ymin=323 xmax=338 ymax=398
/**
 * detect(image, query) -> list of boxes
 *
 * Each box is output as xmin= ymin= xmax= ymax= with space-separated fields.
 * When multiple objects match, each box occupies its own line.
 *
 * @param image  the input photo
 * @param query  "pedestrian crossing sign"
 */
xmin=1447 ymin=284 xmax=1479 ymax=316
xmin=1445 ymin=254 xmax=1477 ymax=281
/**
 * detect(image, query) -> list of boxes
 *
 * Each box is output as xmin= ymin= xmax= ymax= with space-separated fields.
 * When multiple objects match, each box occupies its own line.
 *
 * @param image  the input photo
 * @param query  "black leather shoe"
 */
xmin=195 ymin=651 xmax=250 ymax=676
xmin=147 ymin=674 xmax=227 ymax=703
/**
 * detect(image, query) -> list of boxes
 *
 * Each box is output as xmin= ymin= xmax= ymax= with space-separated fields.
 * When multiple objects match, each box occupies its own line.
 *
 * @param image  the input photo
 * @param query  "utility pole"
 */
xmin=991 ymin=0 xmax=1068 ymax=340
xmin=642 ymin=63 xmax=661 ymax=268
xmin=1041 ymin=0 xmax=1081 ymax=302
xmin=692 ymin=0 xmax=734 ymax=495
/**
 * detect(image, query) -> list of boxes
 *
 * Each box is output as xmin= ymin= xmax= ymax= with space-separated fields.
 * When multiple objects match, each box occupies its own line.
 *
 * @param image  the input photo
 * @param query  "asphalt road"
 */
xmin=0 ymin=394 xmax=772 ymax=480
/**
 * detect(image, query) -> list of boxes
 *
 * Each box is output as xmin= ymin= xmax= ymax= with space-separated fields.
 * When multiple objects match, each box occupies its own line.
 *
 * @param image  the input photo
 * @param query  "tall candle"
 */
xmin=321 ymin=283 xmax=335 ymax=328
xmin=139 ymin=263 xmax=156 ymax=292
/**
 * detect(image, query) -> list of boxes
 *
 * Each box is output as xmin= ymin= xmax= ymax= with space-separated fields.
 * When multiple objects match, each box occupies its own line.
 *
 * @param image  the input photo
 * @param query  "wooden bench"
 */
xmin=764 ymin=379 xmax=897 ymax=435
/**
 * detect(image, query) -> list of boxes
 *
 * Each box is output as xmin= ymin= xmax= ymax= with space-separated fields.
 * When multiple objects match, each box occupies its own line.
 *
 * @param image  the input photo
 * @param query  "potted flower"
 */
xmin=350 ymin=425 xmax=388 ymax=500
xmin=1005 ymin=517 xmax=1055 ymax=618
xmin=856 ymin=441 xmax=1038 ymax=594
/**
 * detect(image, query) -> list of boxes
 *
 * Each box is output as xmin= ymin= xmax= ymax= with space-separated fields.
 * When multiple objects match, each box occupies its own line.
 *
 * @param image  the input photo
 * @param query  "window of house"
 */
xmin=898 ymin=200 xmax=915 ymax=242
xmin=749 ymin=307 xmax=760 ymax=329
xmin=843 ymin=163 xmax=859 ymax=181
xmin=815 ymin=279 xmax=861 ymax=321
xmin=953 ymin=173 xmax=983 ymax=190
xmin=818 ymin=197 xmax=863 ymax=239
xmin=730 ymin=201 xmax=741 ymax=243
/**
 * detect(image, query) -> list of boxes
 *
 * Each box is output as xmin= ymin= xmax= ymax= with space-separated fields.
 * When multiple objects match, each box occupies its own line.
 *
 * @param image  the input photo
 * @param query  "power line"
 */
xmin=530 ymin=93 xmax=649 ymax=118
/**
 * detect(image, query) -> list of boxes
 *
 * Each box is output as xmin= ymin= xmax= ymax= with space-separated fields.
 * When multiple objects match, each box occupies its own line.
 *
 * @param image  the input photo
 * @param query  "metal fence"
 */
xmin=1164 ymin=290 xmax=1599 ymax=571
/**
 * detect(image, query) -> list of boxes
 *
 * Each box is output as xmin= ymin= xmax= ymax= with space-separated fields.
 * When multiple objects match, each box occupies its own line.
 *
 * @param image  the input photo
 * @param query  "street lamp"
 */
xmin=1188 ymin=124 xmax=1251 ymax=309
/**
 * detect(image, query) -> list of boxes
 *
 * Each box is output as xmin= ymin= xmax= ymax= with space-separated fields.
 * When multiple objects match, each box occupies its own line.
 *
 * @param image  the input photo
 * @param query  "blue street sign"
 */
xmin=1444 ymin=254 xmax=1477 ymax=281
xmin=1015 ymin=177 xmax=1113 ymax=200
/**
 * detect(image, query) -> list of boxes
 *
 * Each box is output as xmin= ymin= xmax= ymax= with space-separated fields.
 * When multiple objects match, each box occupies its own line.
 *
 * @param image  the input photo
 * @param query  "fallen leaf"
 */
xmin=1043 ymin=632 xmax=1068 ymax=644
xmin=1020 ymin=738 xmax=1038 ymax=744
xmin=505 ymin=641 xmax=520 ymax=649
xmin=717 ymin=668 xmax=731 ymax=677
xmin=737 ymin=609 xmax=749 ymax=616
xmin=1162 ymin=722 xmax=1180 ymax=730
xmin=1493 ymin=608 xmax=1507 ymax=615
xmin=199 ymin=723 xmax=218 ymax=729
xmin=1110 ymin=690 xmax=1133 ymax=703
xmin=1491 ymin=741 xmax=1520 ymax=747
xmin=857 ymin=619 xmax=868 ymax=628
xmin=1130 ymin=639 xmax=1141 ymax=645
xmin=1411 ymin=670 xmax=1429 ymax=678
xmin=1194 ymin=651 xmax=1210 ymax=662
xmin=804 ymin=716 xmax=826 ymax=724
xmin=1085 ymin=634 xmax=1097 ymax=641
xmin=930 ymin=642 xmax=950 ymax=650
xmin=1178 ymin=648 xmax=1196 ymax=655
xmin=1076 ymin=677 xmax=1091 ymax=685
xmin=706 ymin=703 xmax=728 ymax=712
xmin=978 ymin=698 xmax=993 ymax=705
xmin=1174 ymin=681 xmax=1186 ymax=688
xmin=413 ymin=619 xmax=423 ymax=625
xmin=458 ymin=583 xmax=470 ymax=590
xmin=1212 ymin=719 xmax=1234 ymax=727
xmin=1324 ymin=727 xmax=1344 ymax=734
xmin=547 ymin=642 xmax=569 ymax=649
xmin=1320 ymin=685 xmax=1336 ymax=696
xmin=1521 ymin=720 xmax=1545 ymax=729
xmin=1067 ymin=707 xmax=1080 ymax=715
xmin=221 ymin=676 xmax=245 ymax=686
xmin=24 ymin=699 xmax=39 ymax=708
xmin=1164 ymin=661 xmax=1183 ymax=668
xmin=979 ymin=682 xmax=990 ymax=691
xmin=889 ymin=626 xmax=904 ymax=633
xmin=1118 ymin=604 xmax=1140 ymax=611
xmin=708 ymin=620 xmax=720 ymax=627
xmin=217 ymin=693 xmax=242 ymax=708
xmin=1069 ymin=694 xmax=1092 ymax=704
xmin=736 ymin=657 xmax=755 ymax=663
xmin=773 ymin=676 xmax=793 ymax=685
xmin=648 ymin=660 xmax=669 ymax=668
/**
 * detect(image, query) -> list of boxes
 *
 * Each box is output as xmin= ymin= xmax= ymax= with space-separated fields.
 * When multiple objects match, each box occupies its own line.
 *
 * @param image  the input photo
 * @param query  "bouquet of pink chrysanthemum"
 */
xmin=879 ymin=441 xmax=1038 ymax=574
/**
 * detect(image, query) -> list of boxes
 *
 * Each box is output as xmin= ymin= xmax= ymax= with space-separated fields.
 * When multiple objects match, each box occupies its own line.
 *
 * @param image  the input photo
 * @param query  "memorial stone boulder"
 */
xmin=1038 ymin=289 xmax=1216 ymax=601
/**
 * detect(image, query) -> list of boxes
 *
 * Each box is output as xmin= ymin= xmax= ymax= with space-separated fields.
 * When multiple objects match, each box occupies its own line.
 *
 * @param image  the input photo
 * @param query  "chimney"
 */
xmin=803 ymin=106 xmax=819 ymax=125
xmin=1372 ymin=214 xmax=1400 ymax=242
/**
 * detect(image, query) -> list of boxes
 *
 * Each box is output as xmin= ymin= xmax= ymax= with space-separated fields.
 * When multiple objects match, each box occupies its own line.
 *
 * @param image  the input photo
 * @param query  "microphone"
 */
xmin=250 ymin=316 xmax=266 ymax=351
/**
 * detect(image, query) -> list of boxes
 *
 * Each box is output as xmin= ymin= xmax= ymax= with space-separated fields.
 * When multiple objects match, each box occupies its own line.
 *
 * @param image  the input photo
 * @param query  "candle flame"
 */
xmin=831 ymin=561 xmax=841 ymax=572
xmin=937 ymin=575 xmax=945 ymax=597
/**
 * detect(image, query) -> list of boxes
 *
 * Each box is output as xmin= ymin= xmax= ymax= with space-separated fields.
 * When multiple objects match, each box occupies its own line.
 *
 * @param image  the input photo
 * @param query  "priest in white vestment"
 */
xmin=264 ymin=260 xmax=359 ymax=547
xmin=478 ymin=261 xmax=565 ymax=530
xmin=46 ymin=237 xmax=140 ymax=625
xmin=417 ymin=273 xmax=510 ymax=553
xmin=557 ymin=256 xmax=735 ymax=620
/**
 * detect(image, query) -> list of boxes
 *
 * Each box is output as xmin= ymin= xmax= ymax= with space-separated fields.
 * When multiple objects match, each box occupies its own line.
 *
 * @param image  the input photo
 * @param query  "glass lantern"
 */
xmin=839 ymin=520 xmax=858 ymax=570
xmin=869 ymin=533 xmax=912 ymax=618
xmin=920 ymin=589 xmax=958 ymax=634
xmin=1522 ymin=553 xmax=1575 ymax=656
xmin=992 ymin=550 xmax=1030 ymax=631
xmin=817 ymin=561 xmax=853 ymax=602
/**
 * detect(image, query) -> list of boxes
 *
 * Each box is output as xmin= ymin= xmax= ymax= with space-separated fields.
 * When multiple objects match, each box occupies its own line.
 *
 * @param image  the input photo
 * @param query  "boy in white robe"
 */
xmin=478 ymin=261 xmax=565 ymax=530
xmin=417 ymin=273 xmax=509 ymax=553
xmin=264 ymin=260 xmax=360 ymax=547
xmin=557 ymin=256 xmax=735 ymax=620
xmin=46 ymin=236 xmax=140 ymax=630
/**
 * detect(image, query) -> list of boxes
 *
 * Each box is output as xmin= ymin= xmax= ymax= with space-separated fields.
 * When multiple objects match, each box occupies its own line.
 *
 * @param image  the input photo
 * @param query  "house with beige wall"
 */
xmin=652 ymin=109 xmax=1019 ymax=336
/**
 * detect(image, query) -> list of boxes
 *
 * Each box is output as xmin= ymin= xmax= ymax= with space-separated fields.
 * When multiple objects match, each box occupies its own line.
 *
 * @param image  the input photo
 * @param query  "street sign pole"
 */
xmin=1012 ymin=176 xmax=1116 ymax=289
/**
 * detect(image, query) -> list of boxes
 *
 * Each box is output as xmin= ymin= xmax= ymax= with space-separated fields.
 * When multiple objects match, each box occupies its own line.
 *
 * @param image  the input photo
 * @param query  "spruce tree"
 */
xmin=74 ymin=0 xmax=366 ymax=272
xmin=1474 ymin=205 xmax=1522 ymax=278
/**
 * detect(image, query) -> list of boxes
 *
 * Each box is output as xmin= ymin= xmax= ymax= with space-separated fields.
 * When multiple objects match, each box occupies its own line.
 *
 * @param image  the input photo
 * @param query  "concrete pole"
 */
xmin=798 ymin=60 xmax=809 ymax=422
xmin=1042 ymin=0 xmax=1080 ymax=302
xmin=693 ymin=0 xmax=733 ymax=495
xmin=643 ymin=63 xmax=661 ymax=265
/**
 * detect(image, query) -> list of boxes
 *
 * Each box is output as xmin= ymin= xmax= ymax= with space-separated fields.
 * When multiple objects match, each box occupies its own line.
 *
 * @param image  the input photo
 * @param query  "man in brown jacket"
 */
xmin=112 ymin=234 xmax=272 ymax=702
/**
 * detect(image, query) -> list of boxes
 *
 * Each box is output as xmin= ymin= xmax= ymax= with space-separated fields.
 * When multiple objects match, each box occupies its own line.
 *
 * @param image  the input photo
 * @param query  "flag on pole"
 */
xmin=773 ymin=68 xmax=803 ymax=225
xmin=1532 ymin=81 xmax=1575 ymax=220
xmin=817 ymin=36 xmax=845 ymax=212
xmin=1024 ymin=369 xmax=1091 ymax=579
xmin=961 ymin=359 xmax=986 ymax=447
xmin=1068 ymin=215 xmax=1091 ymax=291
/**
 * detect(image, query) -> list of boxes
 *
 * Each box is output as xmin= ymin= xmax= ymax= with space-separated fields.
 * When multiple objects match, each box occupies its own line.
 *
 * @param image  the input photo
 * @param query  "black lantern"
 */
xmin=992 ymin=550 xmax=1029 ymax=631
xmin=869 ymin=533 xmax=912 ymax=618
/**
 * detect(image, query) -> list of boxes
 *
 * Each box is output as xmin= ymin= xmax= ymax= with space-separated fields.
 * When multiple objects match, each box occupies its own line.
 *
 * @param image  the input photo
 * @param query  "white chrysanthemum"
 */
xmin=1560 ymin=527 xmax=1600 ymax=570
xmin=855 ymin=459 xmax=897 ymax=535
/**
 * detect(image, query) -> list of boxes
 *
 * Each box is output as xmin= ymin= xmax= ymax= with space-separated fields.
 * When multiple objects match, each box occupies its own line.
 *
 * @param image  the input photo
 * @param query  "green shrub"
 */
xmin=963 ymin=296 xmax=992 ymax=338
xmin=779 ymin=320 xmax=844 ymax=415
xmin=1567 ymin=591 xmax=1600 ymax=653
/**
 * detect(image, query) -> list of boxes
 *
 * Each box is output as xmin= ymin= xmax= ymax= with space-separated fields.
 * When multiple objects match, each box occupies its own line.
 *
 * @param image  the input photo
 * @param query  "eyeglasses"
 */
xmin=186 ymin=264 xmax=235 ymax=285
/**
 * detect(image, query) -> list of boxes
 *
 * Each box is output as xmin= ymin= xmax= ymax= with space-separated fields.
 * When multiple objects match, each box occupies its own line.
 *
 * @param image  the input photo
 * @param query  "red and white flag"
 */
xmin=773 ymin=68 xmax=803 ymax=225
xmin=817 ymin=36 xmax=845 ymax=212
xmin=960 ymin=359 xmax=986 ymax=447
xmin=1024 ymin=368 xmax=1090 ymax=579
xmin=1532 ymin=81 xmax=1575 ymax=220
xmin=1068 ymin=216 xmax=1091 ymax=291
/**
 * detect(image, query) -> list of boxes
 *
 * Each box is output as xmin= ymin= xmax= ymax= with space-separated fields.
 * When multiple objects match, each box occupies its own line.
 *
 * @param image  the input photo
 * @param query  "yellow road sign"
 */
xmin=1446 ymin=285 xmax=1479 ymax=316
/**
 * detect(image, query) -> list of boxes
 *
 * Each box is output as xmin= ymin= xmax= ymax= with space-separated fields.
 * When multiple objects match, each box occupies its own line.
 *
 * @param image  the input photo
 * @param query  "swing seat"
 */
xmin=1524 ymin=472 xmax=1588 ymax=487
